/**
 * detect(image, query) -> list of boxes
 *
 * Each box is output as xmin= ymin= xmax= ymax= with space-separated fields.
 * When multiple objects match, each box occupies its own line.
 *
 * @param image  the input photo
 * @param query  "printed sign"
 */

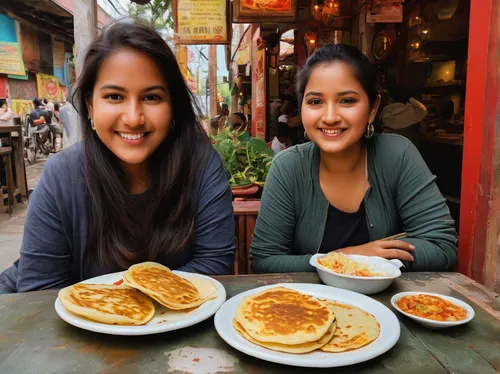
xmin=0 ymin=42 xmax=25 ymax=76
xmin=174 ymin=0 xmax=229 ymax=44
xmin=233 ymin=0 xmax=297 ymax=22
xmin=36 ymin=73 xmax=62 ymax=102
xmin=366 ymin=1 xmax=403 ymax=23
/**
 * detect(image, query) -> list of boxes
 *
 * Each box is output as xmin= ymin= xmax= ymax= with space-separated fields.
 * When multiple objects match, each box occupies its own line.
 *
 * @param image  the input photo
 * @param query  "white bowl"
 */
xmin=391 ymin=291 xmax=475 ymax=329
xmin=309 ymin=254 xmax=403 ymax=295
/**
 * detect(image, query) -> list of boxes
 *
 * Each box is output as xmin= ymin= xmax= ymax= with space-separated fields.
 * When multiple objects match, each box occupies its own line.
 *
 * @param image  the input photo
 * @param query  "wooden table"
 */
xmin=0 ymin=123 xmax=28 ymax=201
xmin=1 ymin=272 xmax=499 ymax=373
xmin=232 ymin=200 xmax=260 ymax=274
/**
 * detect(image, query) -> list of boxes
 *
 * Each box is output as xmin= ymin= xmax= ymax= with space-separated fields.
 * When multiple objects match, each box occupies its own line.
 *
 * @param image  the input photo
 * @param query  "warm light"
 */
xmin=313 ymin=0 xmax=340 ymax=25
xmin=309 ymin=39 xmax=316 ymax=44
xmin=422 ymin=29 xmax=429 ymax=34
xmin=446 ymin=71 xmax=449 ymax=74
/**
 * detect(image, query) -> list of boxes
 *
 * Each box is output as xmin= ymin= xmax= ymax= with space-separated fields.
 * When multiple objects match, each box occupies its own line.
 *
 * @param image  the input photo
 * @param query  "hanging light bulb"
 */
xmin=313 ymin=0 xmax=340 ymax=26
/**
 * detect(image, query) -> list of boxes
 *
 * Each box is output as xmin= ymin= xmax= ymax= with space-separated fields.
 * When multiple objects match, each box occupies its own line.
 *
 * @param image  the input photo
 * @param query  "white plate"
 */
xmin=391 ymin=291 xmax=475 ymax=329
xmin=214 ymin=283 xmax=400 ymax=368
xmin=55 ymin=270 xmax=226 ymax=336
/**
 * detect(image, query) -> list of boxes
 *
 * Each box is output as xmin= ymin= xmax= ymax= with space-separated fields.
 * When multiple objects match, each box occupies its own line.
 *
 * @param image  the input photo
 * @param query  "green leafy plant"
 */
xmin=212 ymin=127 xmax=274 ymax=187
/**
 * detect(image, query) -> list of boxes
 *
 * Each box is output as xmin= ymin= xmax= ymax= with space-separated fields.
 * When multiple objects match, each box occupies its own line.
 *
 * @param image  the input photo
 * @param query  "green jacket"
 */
xmin=250 ymin=134 xmax=458 ymax=273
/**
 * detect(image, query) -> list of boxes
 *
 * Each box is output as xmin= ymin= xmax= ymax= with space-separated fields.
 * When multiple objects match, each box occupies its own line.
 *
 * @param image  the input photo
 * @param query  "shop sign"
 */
xmin=366 ymin=0 xmax=403 ymax=23
xmin=233 ymin=0 xmax=297 ymax=23
xmin=11 ymin=99 xmax=34 ymax=119
xmin=173 ymin=0 xmax=230 ymax=44
xmin=36 ymin=73 xmax=62 ymax=102
xmin=0 ymin=42 xmax=25 ymax=76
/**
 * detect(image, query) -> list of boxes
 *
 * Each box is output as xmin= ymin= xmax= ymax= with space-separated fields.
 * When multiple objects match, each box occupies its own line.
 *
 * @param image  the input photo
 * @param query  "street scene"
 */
xmin=0 ymin=0 xmax=499 ymax=373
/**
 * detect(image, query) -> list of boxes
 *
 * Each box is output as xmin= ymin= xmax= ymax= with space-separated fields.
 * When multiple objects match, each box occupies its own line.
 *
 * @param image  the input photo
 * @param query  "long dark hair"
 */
xmin=71 ymin=20 xmax=212 ymax=271
xmin=296 ymin=44 xmax=379 ymax=110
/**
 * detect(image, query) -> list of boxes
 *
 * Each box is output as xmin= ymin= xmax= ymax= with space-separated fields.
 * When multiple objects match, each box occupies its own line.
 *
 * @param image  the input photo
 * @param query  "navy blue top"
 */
xmin=0 ymin=143 xmax=236 ymax=293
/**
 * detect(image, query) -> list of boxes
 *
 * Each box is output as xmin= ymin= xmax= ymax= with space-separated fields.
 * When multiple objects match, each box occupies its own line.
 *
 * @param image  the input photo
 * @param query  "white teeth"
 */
xmin=321 ymin=129 xmax=343 ymax=134
xmin=118 ymin=132 xmax=146 ymax=140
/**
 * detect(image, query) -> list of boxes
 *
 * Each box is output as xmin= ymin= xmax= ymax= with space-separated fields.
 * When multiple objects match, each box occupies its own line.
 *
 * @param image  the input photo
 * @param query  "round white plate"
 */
xmin=55 ymin=270 xmax=226 ymax=336
xmin=391 ymin=291 xmax=475 ymax=329
xmin=214 ymin=283 xmax=400 ymax=368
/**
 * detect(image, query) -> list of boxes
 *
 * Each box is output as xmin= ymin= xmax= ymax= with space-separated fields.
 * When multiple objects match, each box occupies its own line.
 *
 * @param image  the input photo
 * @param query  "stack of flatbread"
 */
xmin=58 ymin=262 xmax=216 ymax=326
xmin=233 ymin=287 xmax=380 ymax=354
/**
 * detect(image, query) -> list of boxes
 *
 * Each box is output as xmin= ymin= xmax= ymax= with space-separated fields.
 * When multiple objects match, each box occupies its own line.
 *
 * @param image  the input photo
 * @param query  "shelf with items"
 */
xmin=424 ymin=80 xmax=465 ymax=89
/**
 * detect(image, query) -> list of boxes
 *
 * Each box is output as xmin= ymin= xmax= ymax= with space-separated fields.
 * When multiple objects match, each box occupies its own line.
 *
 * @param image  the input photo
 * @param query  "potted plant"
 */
xmin=212 ymin=128 xmax=274 ymax=195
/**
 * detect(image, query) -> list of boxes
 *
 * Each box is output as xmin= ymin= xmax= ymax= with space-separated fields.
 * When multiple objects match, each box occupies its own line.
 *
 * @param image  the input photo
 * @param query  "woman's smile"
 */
xmin=88 ymin=48 xmax=172 ymax=167
xmin=301 ymin=62 xmax=379 ymax=155
xmin=116 ymin=131 xmax=152 ymax=144
xmin=319 ymin=128 xmax=347 ymax=138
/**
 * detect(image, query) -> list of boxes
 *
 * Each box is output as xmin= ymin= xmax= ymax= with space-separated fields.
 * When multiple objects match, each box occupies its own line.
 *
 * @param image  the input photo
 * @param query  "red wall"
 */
xmin=459 ymin=0 xmax=500 ymax=291
xmin=0 ymin=76 xmax=7 ymax=98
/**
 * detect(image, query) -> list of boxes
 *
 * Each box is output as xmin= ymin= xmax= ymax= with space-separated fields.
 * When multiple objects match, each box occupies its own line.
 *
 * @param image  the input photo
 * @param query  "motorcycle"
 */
xmin=23 ymin=114 xmax=57 ymax=165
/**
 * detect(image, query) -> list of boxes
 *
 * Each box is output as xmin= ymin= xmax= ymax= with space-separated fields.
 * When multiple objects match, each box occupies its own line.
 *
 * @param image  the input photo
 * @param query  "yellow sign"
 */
xmin=236 ymin=48 xmax=250 ymax=65
xmin=36 ymin=73 xmax=62 ymax=102
xmin=175 ymin=46 xmax=198 ymax=94
xmin=175 ymin=0 xmax=228 ymax=44
xmin=0 ymin=42 xmax=25 ymax=76
xmin=11 ymin=100 xmax=34 ymax=119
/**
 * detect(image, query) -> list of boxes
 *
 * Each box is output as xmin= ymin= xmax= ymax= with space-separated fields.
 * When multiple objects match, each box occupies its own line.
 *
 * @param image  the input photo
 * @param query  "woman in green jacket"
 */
xmin=250 ymin=44 xmax=457 ymax=273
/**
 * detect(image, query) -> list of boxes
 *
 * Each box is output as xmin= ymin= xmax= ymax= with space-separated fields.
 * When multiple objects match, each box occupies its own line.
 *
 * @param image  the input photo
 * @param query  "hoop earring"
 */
xmin=304 ymin=130 xmax=309 ymax=140
xmin=364 ymin=122 xmax=374 ymax=139
xmin=170 ymin=119 xmax=176 ymax=130
xmin=88 ymin=116 xmax=96 ymax=131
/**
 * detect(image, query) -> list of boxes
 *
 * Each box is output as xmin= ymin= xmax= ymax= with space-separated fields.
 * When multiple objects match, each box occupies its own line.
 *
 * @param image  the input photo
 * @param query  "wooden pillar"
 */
xmin=209 ymin=45 xmax=218 ymax=118
xmin=73 ymin=0 xmax=97 ymax=77
xmin=458 ymin=0 xmax=500 ymax=291
xmin=251 ymin=26 xmax=266 ymax=140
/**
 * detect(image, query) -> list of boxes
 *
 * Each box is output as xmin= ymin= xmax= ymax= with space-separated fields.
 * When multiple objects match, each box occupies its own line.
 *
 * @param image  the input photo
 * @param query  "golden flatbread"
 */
xmin=58 ymin=283 xmax=155 ymax=325
xmin=320 ymin=302 xmax=380 ymax=352
xmin=233 ymin=318 xmax=337 ymax=354
xmin=123 ymin=262 xmax=215 ymax=310
xmin=235 ymin=287 xmax=336 ymax=345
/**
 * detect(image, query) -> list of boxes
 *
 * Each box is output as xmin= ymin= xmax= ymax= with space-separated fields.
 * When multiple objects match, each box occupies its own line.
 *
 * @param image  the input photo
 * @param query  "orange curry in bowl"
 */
xmin=396 ymin=294 xmax=468 ymax=321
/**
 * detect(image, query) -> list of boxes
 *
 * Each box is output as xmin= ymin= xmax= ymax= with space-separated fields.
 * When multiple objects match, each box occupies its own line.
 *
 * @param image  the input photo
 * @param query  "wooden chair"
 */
xmin=233 ymin=200 xmax=261 ymax=274
xmin=0 ymin=146 xmax=14 ymax=214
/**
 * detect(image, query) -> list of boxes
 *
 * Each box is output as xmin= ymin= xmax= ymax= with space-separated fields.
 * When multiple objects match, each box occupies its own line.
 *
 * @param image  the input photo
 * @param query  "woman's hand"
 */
xmin=335 ymin=240 xmax=415 ymax=262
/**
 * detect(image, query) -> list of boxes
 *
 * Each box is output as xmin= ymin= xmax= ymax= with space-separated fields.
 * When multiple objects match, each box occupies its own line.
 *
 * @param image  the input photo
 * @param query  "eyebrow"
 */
xmin=143 ymin=85 xmax=167 ymax=93
xmin=100 ymin=84 xmax=126 ymax=92
xmin=338 ymin=90 xmax=360 ymax=96
xmin=99 ymin=84 xmax=167 ymax=93
xmin=305 ymin=91 xmax=323 ymax=97
xmin=304 ymin=90 xmax=360 ymax=97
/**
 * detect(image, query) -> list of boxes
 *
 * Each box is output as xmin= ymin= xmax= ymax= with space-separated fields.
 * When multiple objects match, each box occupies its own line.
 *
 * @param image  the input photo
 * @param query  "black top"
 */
xmin=319 ymin=201 xmax=370 ymax=253
xmin=29 ymin=106 xmax=50 ymax=124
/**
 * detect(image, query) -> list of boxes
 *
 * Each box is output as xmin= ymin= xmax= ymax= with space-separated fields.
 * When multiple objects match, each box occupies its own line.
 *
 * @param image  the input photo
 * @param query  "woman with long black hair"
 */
xmin=0 ymin=20 xmax=235 ymax=293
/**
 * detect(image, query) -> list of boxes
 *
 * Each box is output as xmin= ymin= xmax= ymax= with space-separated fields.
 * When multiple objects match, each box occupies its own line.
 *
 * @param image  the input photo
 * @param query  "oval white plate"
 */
xmin=55 ymin=270 xmax=226 ymax=336
xmin=391 ymin=291 xmax=475 ymax=329
xmin=214 ymin=283 xmax=400 ymax=368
